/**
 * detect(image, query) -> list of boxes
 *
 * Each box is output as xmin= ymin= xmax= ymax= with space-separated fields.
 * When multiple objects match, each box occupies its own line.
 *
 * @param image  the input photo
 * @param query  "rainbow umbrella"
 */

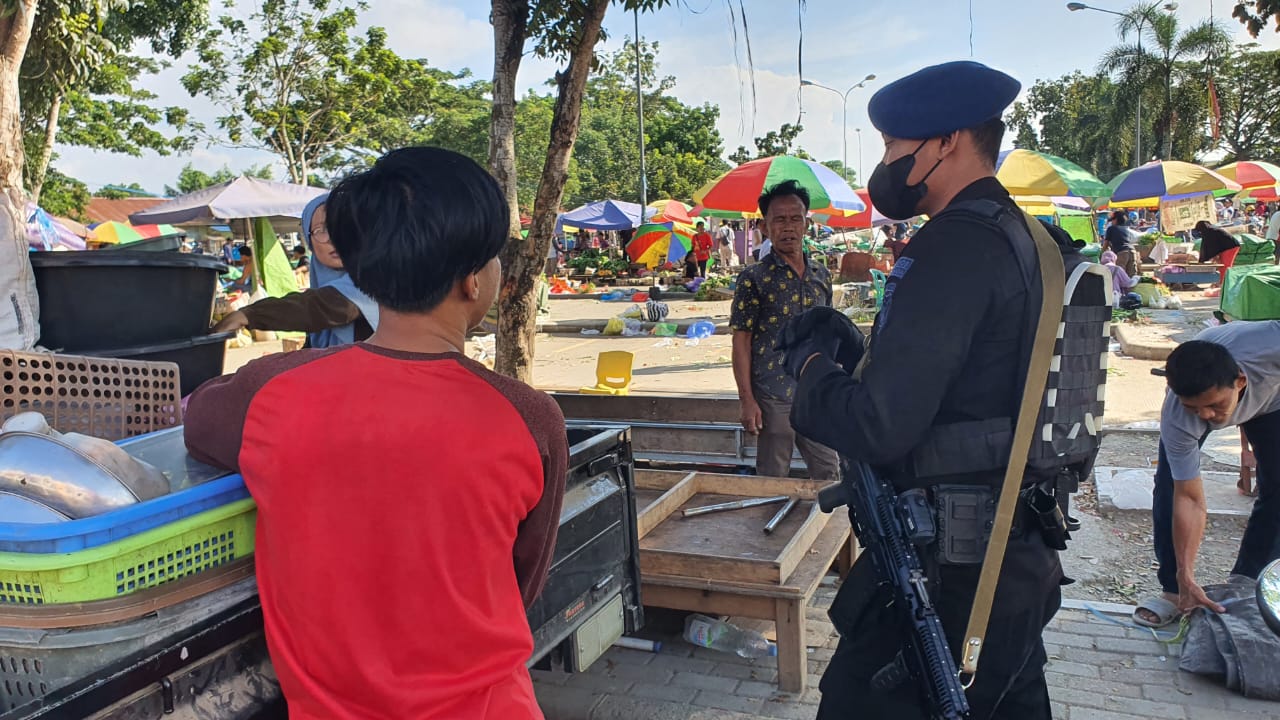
xmin=646 ymin=199 xmax=694 ymax=225
xmin=88 ymin=221 xmax=183 ymax=245
xmin=626 ymin=222 xmax=693 ymax=268
xmin=693 ymin=156 xmax=864 ymax=214
xmin=1107 ymin=160 xmax=1241 ymax=206
xmin=811 ymin=189 xmax=894 ymax=229
xmin=691 ymin=204 xmax=759 ymax=219
xmin=1240 ymin=185 xmax=1279 ymax=201
xmin=996 ymin=149 xmax=1110 ymax=199
xmin=1216 ymin=161 xmax=1280 ymax=189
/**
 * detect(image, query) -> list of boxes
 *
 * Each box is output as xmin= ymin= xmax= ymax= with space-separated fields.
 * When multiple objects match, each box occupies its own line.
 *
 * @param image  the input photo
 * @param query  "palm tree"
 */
xmin=1098 ymin=2 xmax=1230 ymax=162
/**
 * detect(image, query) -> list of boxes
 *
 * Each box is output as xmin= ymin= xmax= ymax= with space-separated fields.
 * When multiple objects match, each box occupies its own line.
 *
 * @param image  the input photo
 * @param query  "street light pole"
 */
xmin=1068 ymin=2 xmax=1178 ymax=166
xmin=855 ymin=128 xmax=863 ymax=187
xmin=800 ymin=74 xmax=876 ymax=185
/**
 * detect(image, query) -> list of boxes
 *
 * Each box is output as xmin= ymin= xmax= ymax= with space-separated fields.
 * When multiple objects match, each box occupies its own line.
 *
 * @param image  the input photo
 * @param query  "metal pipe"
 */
xmin=763 ymin=497 xmax=800 ymax=534
xmin=682 ymin=495 xmax=789 ymax=518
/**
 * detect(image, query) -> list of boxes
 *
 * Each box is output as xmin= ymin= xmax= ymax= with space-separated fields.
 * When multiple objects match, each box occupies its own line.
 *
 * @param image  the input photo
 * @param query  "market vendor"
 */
xmin=1194 ymin=219 xmax=1241 ymax=286
xmin=184 ymin=147 xmax=568 ymax=720
xmin=213 ymin=194 xmax=379 ymax=347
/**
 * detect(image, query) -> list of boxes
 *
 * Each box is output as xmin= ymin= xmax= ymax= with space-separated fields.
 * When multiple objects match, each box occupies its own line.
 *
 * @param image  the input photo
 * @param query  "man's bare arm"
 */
xmin=731 ymin=331 xmax=762 ymax=434
xmin=1172 ymin=478 xmax=1226 ymax=613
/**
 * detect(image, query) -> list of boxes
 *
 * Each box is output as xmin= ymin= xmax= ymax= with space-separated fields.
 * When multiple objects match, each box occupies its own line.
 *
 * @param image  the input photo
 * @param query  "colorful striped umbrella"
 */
xmin=810 ymin=189 xmax=893 ymax=228
xmin=626 ymin=222 xmax=693 ymax=268
xmin=88 ymin=221 xmax=182 ymax=245
xmin=1216 ymin=161 xmax=1280 ymax=189
xmin=995 ymin=149 xmax=1110 ymax=199
xmin=646 ymin=199 xmax=694 ymax=225
xmin=1241 ymin=185 xmax=1279 ymax=201
xmin=691 ymin=204 xmax=760 ymax=219
xmin=1107 ymin=160 xmax=1241 ymax=205
xmin=693 ymin=156 xmax=864 ymax=214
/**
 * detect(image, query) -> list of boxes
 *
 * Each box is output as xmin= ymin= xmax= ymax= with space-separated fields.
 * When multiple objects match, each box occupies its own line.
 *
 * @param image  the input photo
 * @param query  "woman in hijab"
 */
xmin=213 ymin=194 xmax=380 ymax=347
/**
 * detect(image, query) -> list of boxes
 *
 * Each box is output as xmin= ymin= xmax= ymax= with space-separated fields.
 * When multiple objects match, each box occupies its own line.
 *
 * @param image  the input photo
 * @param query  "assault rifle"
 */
xmin=818 ymin=460 xmax=970 ymax=720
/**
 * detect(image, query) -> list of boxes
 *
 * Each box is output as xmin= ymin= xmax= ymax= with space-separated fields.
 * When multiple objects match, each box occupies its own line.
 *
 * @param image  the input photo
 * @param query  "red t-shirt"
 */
xmin=184 ymin=345 xmax=568 ymax=719
xmin=692 ymin=232 xmax=714 ymax=261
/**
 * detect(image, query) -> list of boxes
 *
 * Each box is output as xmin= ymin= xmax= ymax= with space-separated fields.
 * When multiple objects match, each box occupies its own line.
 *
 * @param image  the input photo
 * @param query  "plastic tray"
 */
xmin=0 ymin=575 xmax=257 ymax=712
xmin=0 ymin=499 xmax=256 ymax=605
xmin=0 ymin=350 xmax=182 ymax=441
xmin=0 ymin=474 xmax=248 ymax=554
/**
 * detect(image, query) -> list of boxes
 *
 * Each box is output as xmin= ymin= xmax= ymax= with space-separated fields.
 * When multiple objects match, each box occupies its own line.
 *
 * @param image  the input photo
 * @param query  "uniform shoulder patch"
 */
xmin=890 ymin=257 xmax=913 ymax=279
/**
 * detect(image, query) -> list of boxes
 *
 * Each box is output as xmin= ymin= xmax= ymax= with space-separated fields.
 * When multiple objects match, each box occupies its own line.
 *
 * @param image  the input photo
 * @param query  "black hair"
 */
xmin=325 ymin=147 xmax=509 ymax=313
xmin=966 ymin=117 xmax=1005 ymax=167
xmin=238 ymin=245 xmax=252 ymax=257
xmin=1165 ymin=340 xmax=1241 ymax=398
xmin=758 ymin=179 xmax=811 ymax=215
xmin=1111 ymin=210 xmax=1127 ymax=226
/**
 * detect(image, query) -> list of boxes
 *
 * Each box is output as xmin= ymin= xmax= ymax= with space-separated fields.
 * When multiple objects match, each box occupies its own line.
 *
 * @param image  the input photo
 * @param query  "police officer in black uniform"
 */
xmin=786 ymin=61 xmax=1069 ymax=719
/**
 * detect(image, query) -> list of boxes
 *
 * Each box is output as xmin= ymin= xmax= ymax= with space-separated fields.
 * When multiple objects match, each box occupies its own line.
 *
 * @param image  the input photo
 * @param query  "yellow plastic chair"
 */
xmin=579 ymin=351 xmax=634 ymax=396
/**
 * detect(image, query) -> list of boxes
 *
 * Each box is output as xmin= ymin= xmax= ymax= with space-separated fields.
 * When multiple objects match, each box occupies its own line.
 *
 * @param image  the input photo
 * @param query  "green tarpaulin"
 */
xmin=1221 ymin=264 xmax=1280 ymax=320
xmin=1234 ymin=234 xmax=1277 ymax=266
xmin=251 ymin=217 xmax=299 ymax=298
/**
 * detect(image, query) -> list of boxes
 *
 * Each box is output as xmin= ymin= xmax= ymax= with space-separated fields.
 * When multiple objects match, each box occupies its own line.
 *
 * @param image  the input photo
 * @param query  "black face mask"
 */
xmin=867 ymin=140 xmax=944 ymax=220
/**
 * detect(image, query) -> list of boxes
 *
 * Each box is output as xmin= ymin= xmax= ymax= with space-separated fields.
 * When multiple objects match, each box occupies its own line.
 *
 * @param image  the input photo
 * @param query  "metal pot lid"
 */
xmin=0 ymin=492 xmax=71 ymax=523
xmin=0 ymin=432 xmax=163 ymax=519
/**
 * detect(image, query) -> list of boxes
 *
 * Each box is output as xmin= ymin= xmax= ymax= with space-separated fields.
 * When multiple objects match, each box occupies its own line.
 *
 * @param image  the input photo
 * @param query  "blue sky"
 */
xmin=54 ymin=0 xmax=1280 ymax=194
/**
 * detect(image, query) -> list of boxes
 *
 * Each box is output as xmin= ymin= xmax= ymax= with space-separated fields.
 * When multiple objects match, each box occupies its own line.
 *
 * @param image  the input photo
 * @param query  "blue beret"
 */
xmin=868 ymin=61 xmax=1021 ymax=140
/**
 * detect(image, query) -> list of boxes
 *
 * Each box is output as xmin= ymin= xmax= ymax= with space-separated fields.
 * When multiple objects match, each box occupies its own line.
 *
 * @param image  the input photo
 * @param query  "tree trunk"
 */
xmin=0 ymin=2 xmax=43 ymax=350
xmin=495 ymin=0 xmax=608 ymax=382
xmin=28 ymin=91 xmax=61 ymax=204
xmin=489 ymin=0 xmax=531 ymax=379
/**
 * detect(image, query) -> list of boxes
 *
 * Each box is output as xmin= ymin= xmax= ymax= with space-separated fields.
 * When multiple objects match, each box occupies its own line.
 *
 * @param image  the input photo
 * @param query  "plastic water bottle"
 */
xmin=682 ymin=614 xmax=777 ymax=658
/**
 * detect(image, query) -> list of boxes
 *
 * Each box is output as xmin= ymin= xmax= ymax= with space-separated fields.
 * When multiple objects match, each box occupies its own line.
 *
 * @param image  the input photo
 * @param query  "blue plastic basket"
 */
xmin=0 ymin=473 xmax=249 ymax=554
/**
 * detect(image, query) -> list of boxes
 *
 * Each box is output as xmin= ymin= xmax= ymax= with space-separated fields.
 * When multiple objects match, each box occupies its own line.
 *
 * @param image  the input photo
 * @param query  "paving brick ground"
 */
xmin=533 ymin=584 xmax=1280 ymax=720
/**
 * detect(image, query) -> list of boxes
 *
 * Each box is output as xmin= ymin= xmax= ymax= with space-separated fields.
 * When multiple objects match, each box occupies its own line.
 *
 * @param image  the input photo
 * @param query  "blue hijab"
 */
xmin=302 ymin=193 xmax=380 ymax=347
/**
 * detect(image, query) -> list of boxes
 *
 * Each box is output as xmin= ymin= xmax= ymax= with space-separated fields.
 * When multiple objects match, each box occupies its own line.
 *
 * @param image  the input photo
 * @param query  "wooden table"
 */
xmin=635 ymin=470 xmax=855 ymax=693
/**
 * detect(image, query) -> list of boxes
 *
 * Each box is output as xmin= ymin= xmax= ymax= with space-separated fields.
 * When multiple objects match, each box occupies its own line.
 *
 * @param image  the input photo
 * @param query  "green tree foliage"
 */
xmin=1097 ymin=2 xmax=1229 ymax=160
xmin=564 ymin=39 xmax=727 ymax=207
xmin=20 ymin=0 xmax=206 ymax=201
xmin=1233 ymin=1 xmax=1280 ymax=35
xmin=729 ymin=122 xmax=811 ymax=164
xmin=38 ymin=167 xmax=91 ymax=219
xmin=182 ymin=0 xmax=485 ymax=184
xmin=1006 ymin=72 xmax=1133 ymax=180
xmin=163 ymin=162 xmax=273 ymax=196
xmin=1211 ymin=43 xmax=1280 ymax=161
xmin=93 ymin=181 xmax=148 ymax=199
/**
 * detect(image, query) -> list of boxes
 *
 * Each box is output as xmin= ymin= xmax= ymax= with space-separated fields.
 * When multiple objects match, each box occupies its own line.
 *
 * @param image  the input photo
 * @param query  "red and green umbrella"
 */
xmin=1216 ymin=161 xmax=1280 ymax=189
xmin=693 ymin=155 xmax=864 ymax=214
xmin=626 ymin=222 xmax=693 ymax=268
xmin=1107 ymin=160 xmax=1241 ymax=207
xmin=995 ymin=149 xmax=1110 ymax=199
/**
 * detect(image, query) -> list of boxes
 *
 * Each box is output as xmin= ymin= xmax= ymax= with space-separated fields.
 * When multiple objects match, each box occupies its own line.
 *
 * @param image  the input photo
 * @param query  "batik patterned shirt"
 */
xmin=729 ymin=251 xmax=832 ymax=401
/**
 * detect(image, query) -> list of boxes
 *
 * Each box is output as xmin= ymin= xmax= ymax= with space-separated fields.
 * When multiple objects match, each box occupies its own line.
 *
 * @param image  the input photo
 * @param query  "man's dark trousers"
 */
xmin=1153 ymin=409 xmax=1280 ymax=594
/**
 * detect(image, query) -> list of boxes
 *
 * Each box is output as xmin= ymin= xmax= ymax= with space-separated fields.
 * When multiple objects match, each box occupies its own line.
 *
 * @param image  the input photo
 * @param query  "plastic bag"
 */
xmin=685 ymin=320 xmax=715 ymax=339
xmin=603 ymin=317 xmax=625 ymax=335
xmin=620 ymin=319 xmax=645 ymax=337
xmin=654 ymin=322 xmax=678 ymax=337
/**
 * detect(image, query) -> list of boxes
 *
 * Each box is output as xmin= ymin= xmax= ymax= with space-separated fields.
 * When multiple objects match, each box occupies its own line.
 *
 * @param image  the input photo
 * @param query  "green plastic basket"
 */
xmin=0 ymin=499 xmax=256 ymax=605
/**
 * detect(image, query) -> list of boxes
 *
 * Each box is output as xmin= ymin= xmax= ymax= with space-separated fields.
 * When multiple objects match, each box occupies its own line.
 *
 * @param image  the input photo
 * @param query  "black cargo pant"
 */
xmin=817 ymin=522 xmax=1063 ymax=720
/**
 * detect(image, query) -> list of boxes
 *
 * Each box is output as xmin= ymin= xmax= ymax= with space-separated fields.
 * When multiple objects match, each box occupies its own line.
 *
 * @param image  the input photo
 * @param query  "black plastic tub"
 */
xmin=29 ymin=251 xmax=227 ymax=352
xmin=82 ymin=332 xmax=234 ymax=397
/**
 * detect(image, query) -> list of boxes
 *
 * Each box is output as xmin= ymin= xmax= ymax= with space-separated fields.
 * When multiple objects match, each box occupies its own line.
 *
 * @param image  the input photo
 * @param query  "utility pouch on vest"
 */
xmin=1021 ymin=481 xmax=1069 ymax=551
xmin=934 ymin=485 xmax=995 ymax=565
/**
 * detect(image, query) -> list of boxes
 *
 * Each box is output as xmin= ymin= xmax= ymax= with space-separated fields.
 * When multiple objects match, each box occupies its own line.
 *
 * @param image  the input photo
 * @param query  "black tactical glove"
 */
xmin=776 ymin=307 xmax=865 ymax=381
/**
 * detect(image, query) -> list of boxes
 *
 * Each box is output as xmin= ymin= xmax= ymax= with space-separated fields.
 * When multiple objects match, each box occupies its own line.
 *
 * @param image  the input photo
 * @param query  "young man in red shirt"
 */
xmin=692 ymin=221 xmax=714 ymax=276
xmin=184 ymin=147 xmax=567 ymax=719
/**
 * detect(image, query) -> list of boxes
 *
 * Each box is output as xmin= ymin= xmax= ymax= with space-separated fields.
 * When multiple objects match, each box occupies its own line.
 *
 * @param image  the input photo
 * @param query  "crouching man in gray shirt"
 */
xmin=1134 ymin=321 xmax=1280 ymax=628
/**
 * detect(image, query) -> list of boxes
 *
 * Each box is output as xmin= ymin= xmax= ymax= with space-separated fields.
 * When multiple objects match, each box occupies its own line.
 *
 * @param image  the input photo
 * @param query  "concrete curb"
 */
xmin=1112 ymin=323 xmax=1176 ymax=361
